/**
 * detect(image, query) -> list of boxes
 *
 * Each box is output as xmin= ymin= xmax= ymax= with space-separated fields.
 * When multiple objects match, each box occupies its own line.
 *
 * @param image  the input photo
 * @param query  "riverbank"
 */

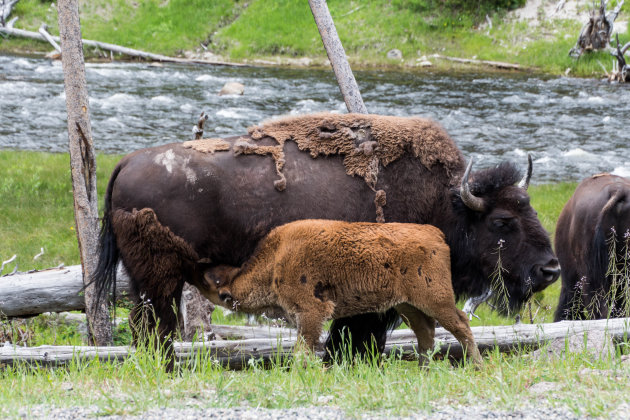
xmin=0 ymin=0 xmax=628 ymax=76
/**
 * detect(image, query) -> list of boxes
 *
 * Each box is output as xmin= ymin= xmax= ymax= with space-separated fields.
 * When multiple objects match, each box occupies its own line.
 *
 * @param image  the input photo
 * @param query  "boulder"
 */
xmin=386 ymin=49 xmax=403 ymax=60
xmin=218 ymin=82 xmax=245 ymax=96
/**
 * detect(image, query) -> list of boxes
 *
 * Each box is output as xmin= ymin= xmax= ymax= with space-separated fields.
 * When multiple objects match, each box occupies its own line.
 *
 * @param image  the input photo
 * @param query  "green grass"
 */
xmin=0 ymin=339 xmax=628 ymax=418
xmin=0 ymin=151 xmax=120 ymax=272
xmin=1 ymin=0 xmax=629 ymax=76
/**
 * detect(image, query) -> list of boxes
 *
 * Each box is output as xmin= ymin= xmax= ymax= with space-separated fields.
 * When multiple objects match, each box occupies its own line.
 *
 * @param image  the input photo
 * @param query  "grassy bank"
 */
xmin=1 ymin=0 xmax=628 ymax=76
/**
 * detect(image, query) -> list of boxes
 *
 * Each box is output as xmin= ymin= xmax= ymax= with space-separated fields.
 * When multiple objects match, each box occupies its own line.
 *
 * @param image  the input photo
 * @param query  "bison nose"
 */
xmin=536 ymin=259 xmax=561 ymax=287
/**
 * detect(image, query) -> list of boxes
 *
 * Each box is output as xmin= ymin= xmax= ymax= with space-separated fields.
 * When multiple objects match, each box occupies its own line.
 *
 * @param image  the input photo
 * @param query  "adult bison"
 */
xmin=94 ymin=113 xmax=559 ymax=359
xmin=554 ymin=174 xmax=630 ymax=321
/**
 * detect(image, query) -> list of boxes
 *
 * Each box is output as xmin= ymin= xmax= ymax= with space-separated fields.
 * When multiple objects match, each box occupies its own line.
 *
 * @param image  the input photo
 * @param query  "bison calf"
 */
xmin=201 ymin=219 xmax=482 ymax=365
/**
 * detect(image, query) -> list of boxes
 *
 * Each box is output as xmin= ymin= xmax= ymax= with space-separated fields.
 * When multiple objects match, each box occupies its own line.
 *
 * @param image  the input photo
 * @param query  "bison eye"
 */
xmin=491 ymin=217 xmax=515 ymax=231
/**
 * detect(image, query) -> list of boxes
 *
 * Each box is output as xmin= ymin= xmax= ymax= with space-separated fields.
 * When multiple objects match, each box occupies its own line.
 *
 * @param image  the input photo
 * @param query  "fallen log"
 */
xmin=0 ymin=265 xmax=131 ymax=318
xmin=432 ymin=54 xmax=522 ymax=70
xmin=0 ymin=24 xmax=246 ymax=67
xmin=2 ymin=318 xmax=628 ymax=369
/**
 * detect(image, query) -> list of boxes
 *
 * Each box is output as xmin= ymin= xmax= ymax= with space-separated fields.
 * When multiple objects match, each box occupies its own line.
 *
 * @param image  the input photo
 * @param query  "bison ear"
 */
xmin=460 ymin=157 xmax=486 ymax=212
xmin=518 ymin=154 xmax=533 ymax=190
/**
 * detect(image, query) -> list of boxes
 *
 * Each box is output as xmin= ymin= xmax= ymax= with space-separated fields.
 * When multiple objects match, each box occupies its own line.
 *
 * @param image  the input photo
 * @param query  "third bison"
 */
xmin=555 ymin=173 xmax=630 ymax=320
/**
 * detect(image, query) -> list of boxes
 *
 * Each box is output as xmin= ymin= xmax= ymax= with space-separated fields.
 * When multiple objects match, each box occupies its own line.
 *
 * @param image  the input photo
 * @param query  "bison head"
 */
xmin=448 ymin=156 xmax=560 ymax=314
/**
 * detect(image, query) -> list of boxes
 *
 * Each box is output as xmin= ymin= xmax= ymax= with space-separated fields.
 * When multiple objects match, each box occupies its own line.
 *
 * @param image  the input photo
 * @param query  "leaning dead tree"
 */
xmin=57 ymin=0 xmax=112 ymax=346
xmin=569 ymin=0 xmax=624 ymax=58
xmin=308 ymin=0 xmax=367 ymax=114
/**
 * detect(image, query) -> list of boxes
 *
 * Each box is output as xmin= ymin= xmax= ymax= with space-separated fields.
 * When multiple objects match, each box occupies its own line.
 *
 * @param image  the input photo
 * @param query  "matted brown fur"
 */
xmin=242 ymin=113 xmax=462 ymax=220
xmin=182 ymin=138 xmax=231 ymax=154
xmin=111 ymin=208 xmax=199 ymax=341
xmin=248 ymin=113 xmax=462 ymax=184
xmin=233 ymin=139 xmax=287 ymax=191
xmin=203 ymin=219 xmax=482 ymax=365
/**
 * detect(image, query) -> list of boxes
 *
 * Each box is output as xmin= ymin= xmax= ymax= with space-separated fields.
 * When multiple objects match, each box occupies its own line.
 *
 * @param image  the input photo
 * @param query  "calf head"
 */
xmin=449 ymin=157 xmax=560 ymax=314
xmin=201 ymin=265 xmax=239 ymax=306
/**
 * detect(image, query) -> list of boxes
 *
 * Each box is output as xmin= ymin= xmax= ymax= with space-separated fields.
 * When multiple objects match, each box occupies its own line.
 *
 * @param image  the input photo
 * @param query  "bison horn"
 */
xmin=460 ymin=158 xmax=485 ymax=212
xmin=518 ymin=154 xmax=533 ymax=190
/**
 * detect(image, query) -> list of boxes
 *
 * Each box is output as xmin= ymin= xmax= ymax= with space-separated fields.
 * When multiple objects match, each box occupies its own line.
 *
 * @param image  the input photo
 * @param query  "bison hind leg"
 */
xmin=415 ymin=300 xmax=482 ymax=367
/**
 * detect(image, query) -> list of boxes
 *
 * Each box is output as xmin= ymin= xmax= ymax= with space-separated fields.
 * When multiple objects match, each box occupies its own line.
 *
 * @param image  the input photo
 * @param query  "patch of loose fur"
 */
xmin=242 ymin=113 xmax=462 ymax=219
xmin=182 ymin=138 xmax=230 ymax=154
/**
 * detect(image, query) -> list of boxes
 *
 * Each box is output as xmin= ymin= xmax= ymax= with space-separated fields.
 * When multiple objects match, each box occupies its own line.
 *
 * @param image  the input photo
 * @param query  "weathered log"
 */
xmin=38 ymin=23 xmax=60 ymax=53
xmin=308 ymin=0 xmax=367 ymax=114
xmin=2 ymin=318 xmax=629 ymax=369
xmin=0 ymin=265 xmax=131 ymax=318
xmin=569 ymin=0 xmax=624 ymax=58
xmin=432 ymin=54 xmax=521 ymax=70
xmin=0 ymin=24 xmax=246 ymax=67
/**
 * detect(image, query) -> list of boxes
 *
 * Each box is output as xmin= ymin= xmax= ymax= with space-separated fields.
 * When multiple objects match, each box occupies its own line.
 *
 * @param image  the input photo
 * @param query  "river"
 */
xmin=0 ymin=54 xmax=628 ymax=183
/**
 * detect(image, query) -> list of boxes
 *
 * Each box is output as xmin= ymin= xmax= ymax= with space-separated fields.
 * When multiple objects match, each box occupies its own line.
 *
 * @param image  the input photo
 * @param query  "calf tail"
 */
xmin=92 ymin=164 xmax=123 ymax=308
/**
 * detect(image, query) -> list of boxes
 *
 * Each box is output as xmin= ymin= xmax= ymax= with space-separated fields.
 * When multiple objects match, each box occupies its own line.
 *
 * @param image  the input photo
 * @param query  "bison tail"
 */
xmin=92 ymin=164 xmax=123 ymax=309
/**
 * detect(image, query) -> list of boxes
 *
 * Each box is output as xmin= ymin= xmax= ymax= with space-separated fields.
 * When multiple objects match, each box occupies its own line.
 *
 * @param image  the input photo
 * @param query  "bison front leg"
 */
xmin=129 ymin=280 xmax=185 ymax=369
xmin=112 ymin=207 xmax=199 ymax=371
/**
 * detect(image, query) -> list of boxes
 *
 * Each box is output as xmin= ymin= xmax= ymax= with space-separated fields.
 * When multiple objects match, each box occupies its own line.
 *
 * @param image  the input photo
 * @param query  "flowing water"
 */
xmin=1 ymin=54 xmax=628 ymax=183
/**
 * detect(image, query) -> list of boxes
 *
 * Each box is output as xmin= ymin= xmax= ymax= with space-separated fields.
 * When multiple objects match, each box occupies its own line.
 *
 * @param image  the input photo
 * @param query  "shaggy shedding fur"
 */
xmin=243 ymin=113 xmax=462 ymax=220
xmin=182 ymin=138 xmax=231 ymax=154
xmin=111 ymin=208 xmax=199 ymax=343
xmin=202 ymin=219 xmax=482 ymax=365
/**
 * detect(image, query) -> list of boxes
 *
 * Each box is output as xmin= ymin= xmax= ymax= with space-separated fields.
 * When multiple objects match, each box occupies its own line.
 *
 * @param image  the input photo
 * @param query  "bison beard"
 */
xmin=93 ymin=113 xmax=559 ymax=366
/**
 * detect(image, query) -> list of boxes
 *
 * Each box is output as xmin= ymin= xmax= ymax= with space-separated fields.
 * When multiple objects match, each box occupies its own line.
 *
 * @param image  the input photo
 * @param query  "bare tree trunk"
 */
xmin=308 ymin=0 xmax=367 ymax=114
xmin=57 ymin=0 xmax=112 ymax=346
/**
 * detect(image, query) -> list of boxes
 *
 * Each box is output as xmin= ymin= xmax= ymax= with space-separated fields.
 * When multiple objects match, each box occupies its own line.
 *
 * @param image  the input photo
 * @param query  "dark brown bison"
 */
xmin=202 ymin=219 xmax=482 ymax=366
xmin=554 ymin=174 xmax=630 ymax=321
xmin=94 ymin=113 xmax=559 ymax=360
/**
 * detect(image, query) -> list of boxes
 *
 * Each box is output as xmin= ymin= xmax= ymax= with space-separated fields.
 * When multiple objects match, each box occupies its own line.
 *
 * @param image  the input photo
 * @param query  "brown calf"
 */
xmin=202 ymin=219 xmax=482 ymax=365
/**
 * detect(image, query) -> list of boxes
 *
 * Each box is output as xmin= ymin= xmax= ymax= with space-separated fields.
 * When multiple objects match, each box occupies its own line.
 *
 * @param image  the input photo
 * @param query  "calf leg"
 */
xmin=421 ymin=302 xmax=482 ymax=366
xmin=395 ymin=303 xmax=436 ymax=366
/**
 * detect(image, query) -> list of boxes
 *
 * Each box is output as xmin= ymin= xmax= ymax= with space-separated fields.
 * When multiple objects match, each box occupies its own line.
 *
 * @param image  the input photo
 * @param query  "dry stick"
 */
xmin=57 ymin=0 xmax=112 ymax=346
xmin=193 ymin=111 xmax=208 ymax=140
xmin=0 ymin=24 xmax=246 ymax=67
xmin=38 ymin=23 xmax=60 ymax=52
xmin=308 ymin=0 xmax=367 ymax=114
